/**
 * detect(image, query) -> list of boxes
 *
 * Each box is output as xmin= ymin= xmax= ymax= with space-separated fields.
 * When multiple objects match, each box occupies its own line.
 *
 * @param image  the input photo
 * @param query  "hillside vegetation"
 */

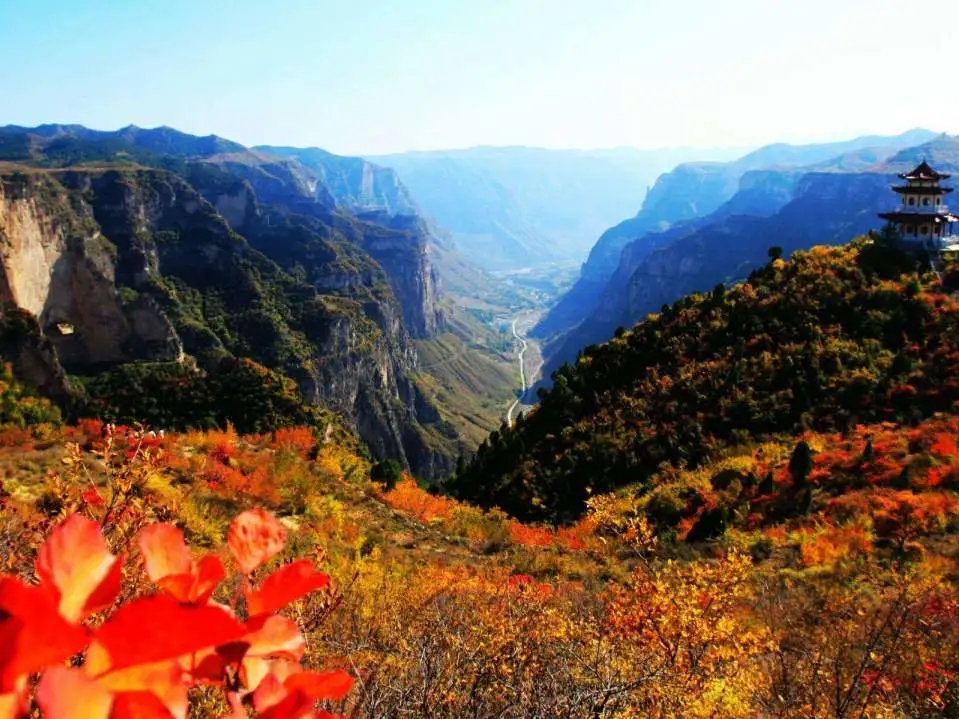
xmin=452 ymin=239 xmax=959 ymax=522
xmin=4 ymin=344 xmax=959 ymax=716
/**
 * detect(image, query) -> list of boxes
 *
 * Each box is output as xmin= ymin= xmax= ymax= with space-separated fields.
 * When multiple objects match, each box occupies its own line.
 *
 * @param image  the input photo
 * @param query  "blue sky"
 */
xmin=2 ymin=0 xmax=957 ymax=155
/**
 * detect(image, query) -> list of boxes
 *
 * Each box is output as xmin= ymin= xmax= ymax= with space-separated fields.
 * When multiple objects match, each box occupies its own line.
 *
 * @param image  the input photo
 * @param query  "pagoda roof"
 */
xmin=893 ymin=185 xmax=953 ymax=195
xmin=878 ymin=210 xmax=959 ymax=223
xmin=898 ymin=160 xmax=951 ymax=181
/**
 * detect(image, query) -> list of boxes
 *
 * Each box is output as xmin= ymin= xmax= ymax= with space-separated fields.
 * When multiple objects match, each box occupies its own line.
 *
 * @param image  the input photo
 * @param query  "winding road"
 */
xmin=506 ymin=316 xmax=532 ymax=426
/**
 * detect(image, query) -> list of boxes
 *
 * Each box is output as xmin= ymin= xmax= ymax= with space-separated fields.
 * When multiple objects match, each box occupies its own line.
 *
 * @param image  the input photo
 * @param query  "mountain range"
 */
xmin=0 ymin=123 xmax=520 ymax=479
xmin=535 ymin=128 xmax=942 ymax=373
xmin=1 ymin=121 xmax=953 ymax=487
xmin=369 ymin=145 xmax=746 ymax=271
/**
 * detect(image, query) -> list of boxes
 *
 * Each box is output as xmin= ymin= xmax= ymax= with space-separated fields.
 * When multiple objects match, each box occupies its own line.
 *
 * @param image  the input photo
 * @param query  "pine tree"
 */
xmin=789 ymin=441 xmax=814 ymax=487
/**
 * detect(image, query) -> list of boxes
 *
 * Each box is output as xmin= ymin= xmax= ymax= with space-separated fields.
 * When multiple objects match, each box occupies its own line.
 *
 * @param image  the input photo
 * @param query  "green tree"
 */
xmin=371 ymin=459 xmax=404 ymax=490
xmin=789 ymin=441 xmax=814 ymax=488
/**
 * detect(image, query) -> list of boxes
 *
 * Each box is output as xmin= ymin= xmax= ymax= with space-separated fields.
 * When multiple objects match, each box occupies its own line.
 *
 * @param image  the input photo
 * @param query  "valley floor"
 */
xmin=506 ymin=310 xmax=543 ymax=425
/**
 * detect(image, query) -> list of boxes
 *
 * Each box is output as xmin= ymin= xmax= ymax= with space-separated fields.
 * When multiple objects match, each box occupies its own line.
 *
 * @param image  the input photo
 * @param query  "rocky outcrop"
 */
xmin=0 ymin=173 xmax=182 ymax=369
xmin=0 ymin=304 xmax=73 ymax=407
xmin=352 ymin=211 xmax=442 ymax=338
xmin=211 ymin=182 xmax=257 ymax=229
xmin=536 ymin=129 xmax=939 ymax=344
xmin=249 ymin=146 xmax=444 ymax=339
xmin=0 ymin=166 xmax=453 ymax=478
xmin=255 ymin=146 xmax=419 ymax=216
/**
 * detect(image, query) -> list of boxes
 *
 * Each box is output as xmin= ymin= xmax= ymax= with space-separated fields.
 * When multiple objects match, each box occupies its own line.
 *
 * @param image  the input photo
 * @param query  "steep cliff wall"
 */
xmin=536 ymin=130 xmax=938 ymax=343
xmin=0 ymin=167 xmax=454 ymax=477
xmin=352 ymin=211 xmax=442 ymax=338
xmin=254 ymin=146 xmax=419 ymax=215
xmin=0 ymin=173 xmax=182 ymax=369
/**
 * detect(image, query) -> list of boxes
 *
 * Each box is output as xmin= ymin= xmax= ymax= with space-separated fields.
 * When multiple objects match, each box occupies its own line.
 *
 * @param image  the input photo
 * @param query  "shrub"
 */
xmin=370 ymin=459 xmax=403 ymax=490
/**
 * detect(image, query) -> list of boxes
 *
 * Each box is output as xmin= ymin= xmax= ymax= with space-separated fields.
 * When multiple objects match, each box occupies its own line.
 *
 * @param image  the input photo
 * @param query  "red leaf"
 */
xmin=285 ymin=669 xmax=353 ymax=701
xmin=253 ymin=691 xmax=314 ymax=719
xmin=251 ymin=669 xmax=353 ymax=719
xmin=154 ymin=574 xmax=198 ymax=604
xmin=0 ymin=676 xmax=26 ymax=719
xmin=36 ymin=667 xmax=112 ymax=719
xmin=243 ymin=615 xmax=305 ymax=661
xmin=82 ymin=488 xmax=105 ymax=507
xmin=94 ymin=595 xmax=245 ymax=671
xmin=139 ymin=525 xmax=223 ymax=604
xmin=192 ymin=555 xmax=225 ymax=604
xmin=0 ymin=578 xmax=88 ymax=691
xmin=83 ymin=555 xmax=125 ymax=619
xmin=111 ymin=693 xmax=177 ymax=719
xmin=252 ymin=672 xmax=286 ymax=713
xmin=241 ymin=616 xmax=305 ymax=691
xmin=138 ymin=525 xmax=192 ymax=583
xmin=95 ymin=658 xmax=187 ymax=719
xmin=228 ymin=510 xmax=286 ymax=575
xmin=246 ymin=561 xmax=329 ymax=617
xmin=36 ymin=514 xmax=122 ymax=622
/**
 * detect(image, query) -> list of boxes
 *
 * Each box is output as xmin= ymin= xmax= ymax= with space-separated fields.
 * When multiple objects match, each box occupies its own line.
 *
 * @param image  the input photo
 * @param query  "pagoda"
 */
xmin=878 ymin=160 xmax=959 ymax=251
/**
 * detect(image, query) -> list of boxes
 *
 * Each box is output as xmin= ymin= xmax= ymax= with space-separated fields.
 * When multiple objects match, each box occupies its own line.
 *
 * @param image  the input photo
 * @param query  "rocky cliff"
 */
xmin=0 ymin=156 xmax=454 ymax=477
xmin=255 ymin=146 xmax=419 ymax=216
xmin=535 ymin=129 xmax=938 ymax=343
xmin=543 ymin=136 xmax=959 ymax=376
xmin=0 ymin=173 xmax=182 ymax=368
xmin=195 ymin=148 xmax=443 ymax=340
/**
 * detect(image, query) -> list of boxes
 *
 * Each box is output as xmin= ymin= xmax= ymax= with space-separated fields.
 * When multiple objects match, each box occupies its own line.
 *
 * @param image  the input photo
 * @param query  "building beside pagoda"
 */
xmin=878 ymin=160 xmax=959 ymax=252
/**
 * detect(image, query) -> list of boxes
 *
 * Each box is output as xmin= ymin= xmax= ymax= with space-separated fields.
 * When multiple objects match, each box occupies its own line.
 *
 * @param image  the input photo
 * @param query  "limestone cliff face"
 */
xmin=0 ymin=174 xmax=182 ymax=369
xmin=189 ymin=160 xmax=442 ymax=342
xmin=245 ymin=146 xmax=443 ymax=340
xmin=353 ymin=211 xmax=442 ymax=338
xmin=254 ymin=146 xmax=419 ymax=216
xmin=0 ymin=168 xmax=452 ymax=478
xmin=620 ymin=171 xmax=897 ymax=326
xmin=211 ymin=182 xmax=258 ymax=229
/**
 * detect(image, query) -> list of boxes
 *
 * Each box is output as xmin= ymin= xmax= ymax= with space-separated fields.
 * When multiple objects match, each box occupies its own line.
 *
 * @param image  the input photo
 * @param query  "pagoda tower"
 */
xmin=878 ymin=160 xmax=959 ymax=250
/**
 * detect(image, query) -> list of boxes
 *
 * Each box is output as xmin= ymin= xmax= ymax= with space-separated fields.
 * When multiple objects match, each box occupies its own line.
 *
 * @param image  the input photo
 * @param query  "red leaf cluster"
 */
xmin=0 ymin=510 xmax=350 ymax=718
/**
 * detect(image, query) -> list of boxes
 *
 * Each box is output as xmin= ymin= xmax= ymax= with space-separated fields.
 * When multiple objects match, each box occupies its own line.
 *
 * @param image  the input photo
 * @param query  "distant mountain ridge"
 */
xmin=369 ymin=145 xmax=748 ymax=271
xmin=254 ymin=145 xmax=419 ymax=215
xmin=535 ymin=128 xmax=940 ymax=365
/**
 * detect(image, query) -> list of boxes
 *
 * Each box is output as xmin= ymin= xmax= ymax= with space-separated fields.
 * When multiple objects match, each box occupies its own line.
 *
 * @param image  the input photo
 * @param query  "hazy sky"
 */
xmin=3 ymin=0 xmax=957 ymax=155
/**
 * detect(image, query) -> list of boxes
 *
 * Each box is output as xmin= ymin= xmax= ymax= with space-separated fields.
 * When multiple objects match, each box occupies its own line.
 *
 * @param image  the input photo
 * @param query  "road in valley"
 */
xmin=506 ymin=312 xmax=542 ymax=426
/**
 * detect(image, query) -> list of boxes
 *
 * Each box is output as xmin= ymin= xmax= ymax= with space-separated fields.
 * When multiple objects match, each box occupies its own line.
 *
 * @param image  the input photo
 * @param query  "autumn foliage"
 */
xmin=452 ymin=240 xmax=959 ymax=522
xmin=4 ymin=240 xmax=959 ymax=716
xmin=0 ymin=507 xmax=349 ymax=719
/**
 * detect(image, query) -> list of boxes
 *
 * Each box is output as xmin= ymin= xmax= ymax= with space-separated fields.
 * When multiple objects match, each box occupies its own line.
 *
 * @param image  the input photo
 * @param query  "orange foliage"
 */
xmin=0 ymin=426 xmax=35 ymax=449
xmin=507 ymin=519 xmax=592 ymax=551
xmin=271 ymin=427 xmax=316 ymax=457
xmin=380 ymin=478 xmax=456 ymax=523
xmin=828 ymin=489 xmax=959 ymax=549
xmin=800 ymin=524 xmax=873 ymax=567
xmin=507 ymin=520 xmax=553 ymax=547
xmin=0 ymin=510 xmax=349 ymax=717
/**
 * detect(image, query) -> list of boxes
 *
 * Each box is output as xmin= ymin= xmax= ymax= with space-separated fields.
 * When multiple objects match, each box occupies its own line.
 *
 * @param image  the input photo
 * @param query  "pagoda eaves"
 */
xmin=898 ymin=160 xmax=950 ymax=181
